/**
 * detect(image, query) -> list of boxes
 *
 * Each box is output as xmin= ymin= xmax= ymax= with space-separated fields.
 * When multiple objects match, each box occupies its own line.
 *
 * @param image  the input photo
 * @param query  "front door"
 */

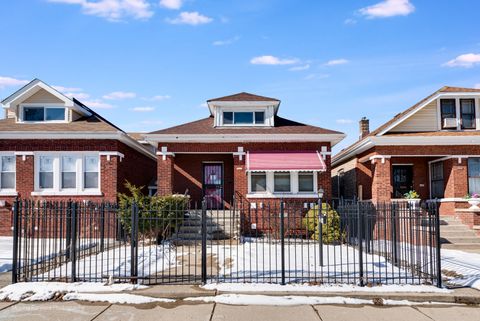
xmin=392 ymin=165 xmax=413 ymax=198
xmin=203 ymin=163 xmax=223 ymax=209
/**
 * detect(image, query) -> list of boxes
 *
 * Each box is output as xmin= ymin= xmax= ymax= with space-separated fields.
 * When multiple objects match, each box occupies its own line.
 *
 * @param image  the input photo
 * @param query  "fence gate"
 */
xmin=12 ymin=198 xmax=442 ymax=287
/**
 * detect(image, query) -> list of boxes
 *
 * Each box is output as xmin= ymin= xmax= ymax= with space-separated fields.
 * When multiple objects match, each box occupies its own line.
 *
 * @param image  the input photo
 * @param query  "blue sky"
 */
xmin=1 ymin=0 xmax=480 ymax=153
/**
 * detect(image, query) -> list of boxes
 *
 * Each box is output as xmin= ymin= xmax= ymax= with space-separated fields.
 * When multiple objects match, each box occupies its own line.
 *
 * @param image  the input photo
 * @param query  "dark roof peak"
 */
xmin=207 ymin=92 xmax=280 ymax=102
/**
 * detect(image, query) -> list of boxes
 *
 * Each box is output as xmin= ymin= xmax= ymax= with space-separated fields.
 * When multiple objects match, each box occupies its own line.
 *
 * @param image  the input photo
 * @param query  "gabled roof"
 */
xmin=1 ymin=78 xmax=91 ymax=117
xmin=332 ymin=86 xmax=480 ymax=166
xmin=207 ymin=92 xmax=280 ymax=102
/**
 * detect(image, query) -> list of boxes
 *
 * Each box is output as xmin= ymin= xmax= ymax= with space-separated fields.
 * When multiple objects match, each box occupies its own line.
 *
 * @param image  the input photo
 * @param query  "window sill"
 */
xmin=246 ymin=193 xmax=318 ymax=199
xmin=0 ymin=191 xmax=18 ymax=197
xmin=31 ymin=191 xmax=102 ymax=196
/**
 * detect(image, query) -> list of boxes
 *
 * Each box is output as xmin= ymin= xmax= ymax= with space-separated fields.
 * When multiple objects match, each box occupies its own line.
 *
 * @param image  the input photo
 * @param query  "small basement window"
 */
xmin=23 ymin=106 xmax=66 ymax=122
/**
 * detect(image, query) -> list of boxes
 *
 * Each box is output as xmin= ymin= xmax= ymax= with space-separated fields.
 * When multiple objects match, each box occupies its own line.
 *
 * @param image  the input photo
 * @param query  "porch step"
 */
xmin=441 ymin=230 xmax=478 ymax=238
xmin=440 ymin=216 xmax=480 ymax=252
xmin=441 ymin=237 xmax=480 ymax=244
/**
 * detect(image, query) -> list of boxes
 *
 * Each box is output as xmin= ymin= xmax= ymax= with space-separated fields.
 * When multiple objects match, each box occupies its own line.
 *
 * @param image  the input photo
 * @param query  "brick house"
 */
xmin=0 ymin=79 xmax=156 ymax=234
xmin=331 ymin=86 xmax=480 ymax=228
xmin=145 ymin=92 xmax=345 ymax=208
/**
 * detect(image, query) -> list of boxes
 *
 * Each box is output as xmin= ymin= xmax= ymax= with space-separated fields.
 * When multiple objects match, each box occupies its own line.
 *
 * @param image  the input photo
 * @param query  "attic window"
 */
xmin=23 ymin=106 xmax=66 ymax=122
xmin=222 ymin=111 xmax=265 ymax=125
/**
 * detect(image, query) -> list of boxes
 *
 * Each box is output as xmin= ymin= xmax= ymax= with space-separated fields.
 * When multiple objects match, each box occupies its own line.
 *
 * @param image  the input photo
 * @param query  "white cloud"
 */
xmin=325 ymin=59 xmax=349 ymax=66
xmin=52 ymin=85 xmax=83 ymax=92
xmin=475 ymin=84 xmax=480 ymax=89
xmin=103 ymin=91 xmax=136 ymax=100
xmin=64 ymin=92 xmax=90 ymax=99
xmin=250 ymin=55 xmax=299 ymax=66
xmin=344 ymin=18 xmax=357 ymax=25
xmin=289 ymin=64 xmax=310 ymax=71
xmin=304 ymin=73 xmax=330 ymax=80
xmin=83 ymin=99 xmax=114 ymax=109
xmin=359 ymin=0 xmax=415 ymax=19
xmin=213 ymin=36 xmax=240 ymax=46
xmin=443 ymin=53 xmax=480 ymax=68
xmin=199 ymin=102 xmax=208 ymax=108
xmin=132 ymin=106 xmax=155 ymax=112
xmin=0 ymin=76 xmax=29 ymax=89
xmin=145 ymin=94 xmax=171 ymax=101
xmin=47 ymin=0 xmax=154 ymax=22
xmin=166 ymin=11 xmax=213 ymax=25
xmin=336 ymin=119 xmax=354 ymax=124
xmin=159 ymin=0 xmax=182 ymax=10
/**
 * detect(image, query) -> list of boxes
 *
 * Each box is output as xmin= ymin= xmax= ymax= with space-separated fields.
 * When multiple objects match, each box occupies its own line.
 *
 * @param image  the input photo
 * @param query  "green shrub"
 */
xmin=117 ymin=181 xmax=189 ymax=241
xmin=302 ymin=203 xmax=343 ymax=244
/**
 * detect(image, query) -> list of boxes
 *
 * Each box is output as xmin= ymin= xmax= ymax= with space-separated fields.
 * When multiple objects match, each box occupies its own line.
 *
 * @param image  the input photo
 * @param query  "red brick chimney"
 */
xmin=359 ymin=117 xmax=370 ymax=139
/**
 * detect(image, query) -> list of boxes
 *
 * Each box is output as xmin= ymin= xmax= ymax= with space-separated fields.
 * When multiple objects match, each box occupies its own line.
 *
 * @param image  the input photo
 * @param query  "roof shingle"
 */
xmin=207 ymin=92 xmax=280 ymax=102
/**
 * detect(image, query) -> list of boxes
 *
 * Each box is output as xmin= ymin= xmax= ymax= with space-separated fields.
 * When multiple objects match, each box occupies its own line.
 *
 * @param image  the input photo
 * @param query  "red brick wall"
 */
xmin=158 ymin=155 xmax=174 ymax=196
xmin=117 ymin=142 xmax=156 ymax=195
xmin=157 ymin=142 xmax=332 ymax=201
xmin=371 ymin=158 xmax=392 ymax=201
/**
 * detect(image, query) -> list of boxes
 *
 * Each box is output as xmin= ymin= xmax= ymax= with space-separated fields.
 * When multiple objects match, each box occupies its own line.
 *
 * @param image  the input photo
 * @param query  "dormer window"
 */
xmin=222 ymin=111 xmax=265 ymax=125
xmin=440 ymin=98 xmax=477 ymax=130
xmin=440 ymin=99 xmax=456 ymax=129
xmin=460 ymin=99 xmax=475 ymax=129
xmin=22 ymin=106 xmax=66 ymax=122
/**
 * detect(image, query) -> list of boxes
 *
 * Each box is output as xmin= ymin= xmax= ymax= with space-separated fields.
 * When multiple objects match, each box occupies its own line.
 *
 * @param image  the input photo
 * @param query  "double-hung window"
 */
xmin=23 ymin=106 xmax=66 ymax=122
xmin=440 ymin=99 xmax=457 ymax=129
xmin=460 ymin=99 xmax=476 ymax=129
xmin=468 ymin=158 xmax=480 ymax=195
xmin=298 ymin=172 xmax=314 ymax=193
xmin=274 ymin=172 xmax=291 ymax=193
xmin=36 ymin=153 xmax=100 ymax=194
xmin=430 ymin=162 xmax=444 ymax=199
xmin=0 ymin=155 xmax=15 ymax=191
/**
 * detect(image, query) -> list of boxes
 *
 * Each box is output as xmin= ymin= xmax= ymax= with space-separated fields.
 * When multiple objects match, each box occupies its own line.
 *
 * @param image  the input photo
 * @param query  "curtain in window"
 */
xmin=84 ymin=156 xmax=99 ymax=189
xmin=39 ymin=156 xmax=54 ymax=189
xmin=1 ymin=156 xmax=15 ymax=189
xmin=62 ymin=156 xmax=76 ymax=189
xmin=468 ymin=158 xmax=480 ymax=195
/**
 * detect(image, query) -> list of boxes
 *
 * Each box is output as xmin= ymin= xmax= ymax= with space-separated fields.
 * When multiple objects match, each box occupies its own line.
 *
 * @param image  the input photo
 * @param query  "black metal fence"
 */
xmin=11 ymin=197 xmax=442 ymax=287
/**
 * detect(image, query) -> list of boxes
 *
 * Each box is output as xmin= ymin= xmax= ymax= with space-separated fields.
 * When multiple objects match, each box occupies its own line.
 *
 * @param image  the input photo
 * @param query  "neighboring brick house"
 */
xmin=145 ymin=92 xmax=345 ymax=209
xmin=0 ymin=79 xmax=156 ymax=234
xmin=331 ymin=86 xmax=480 ymax=228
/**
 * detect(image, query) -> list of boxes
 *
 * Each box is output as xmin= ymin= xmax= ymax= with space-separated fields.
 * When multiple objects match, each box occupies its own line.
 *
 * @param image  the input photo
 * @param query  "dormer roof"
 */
xmin=206 ymin=92 xmax=281 ymax=115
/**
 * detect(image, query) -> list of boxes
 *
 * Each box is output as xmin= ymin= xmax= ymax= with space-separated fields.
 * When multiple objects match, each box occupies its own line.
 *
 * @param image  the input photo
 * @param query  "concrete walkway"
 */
xmin=1 ymin=301 xmax=480 ymax=321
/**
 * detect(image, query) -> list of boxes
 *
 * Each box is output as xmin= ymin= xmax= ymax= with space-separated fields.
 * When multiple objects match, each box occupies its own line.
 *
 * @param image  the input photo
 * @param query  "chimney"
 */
xmin=359 ymin=117 xmax=369 ymax=139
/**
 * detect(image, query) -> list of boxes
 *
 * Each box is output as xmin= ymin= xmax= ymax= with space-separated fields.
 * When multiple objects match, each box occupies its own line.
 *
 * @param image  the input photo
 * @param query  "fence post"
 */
xmin=70 ymin=202 xmax=78 ymax=283
xmin=434 ymin=202 xmax=442 ymax=288
xmin=11 ymin=198 xmax=20 ymax=284
xmin=100 ymin=203 xmax=105 ymax=252
xmin=280 ymin=200 xmax=286 ymax=285
xmin=66 ymin=201 xmax=72 ymax=261
xmin=391 ymin=202 xmax=399 ymax=265
xmin=357 ymin=202 xmax=364 ymax=286
xmin=201 ymin=199 xmax=207 ymax=284
xmin=130 ymin=202 xmax=138 ymax=283
xmin=318 ymin=197 xmax=324 ymax=266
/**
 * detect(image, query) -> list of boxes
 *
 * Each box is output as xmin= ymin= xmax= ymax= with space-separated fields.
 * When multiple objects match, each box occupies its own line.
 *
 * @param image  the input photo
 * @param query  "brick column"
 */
xmin=318 ymin=155 xmax=331 ymax=199
xmin=157 ymin=155 xmax=174 ymax=196
xmin=233 ymin=155 xmax=247 ymax=197
xmin=443 ymin=157 xmax=468 ymax=198
xmin=371 ymin=157 xmax=391 ymax=202
xmin=100 ymin=155 xmax=118 ymax=201
xmin=16 ymin=154 xmax=34 ymax=198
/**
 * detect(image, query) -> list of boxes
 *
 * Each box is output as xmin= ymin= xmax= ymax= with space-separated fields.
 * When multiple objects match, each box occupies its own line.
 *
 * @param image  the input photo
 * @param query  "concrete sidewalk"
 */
xmin=1 ymin=301 xmax=480 ymax=321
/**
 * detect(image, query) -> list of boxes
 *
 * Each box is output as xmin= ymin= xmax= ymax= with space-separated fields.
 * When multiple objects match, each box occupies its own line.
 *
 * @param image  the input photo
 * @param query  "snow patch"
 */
xmin=63 ymin=292 xmax=174 ymax=304
xmin=202 ymin=283 xmax=451 ymax=293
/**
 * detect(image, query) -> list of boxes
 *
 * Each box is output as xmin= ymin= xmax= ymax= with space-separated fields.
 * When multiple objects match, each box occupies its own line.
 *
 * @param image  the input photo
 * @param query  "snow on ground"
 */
xmin=209 ymin=240 xmax=416 ymax=284
xmin=185 ymin=294 xmax=454 ymax=306
xmin=40 ymin=242 xmax=180 ymax=281
xmin=63 ymin=293 xmax=174 ymax=304
xmin=202 ymin=283 xmax=451 ymax=293
xmin=0 ymin=281 xmax=147 ymax=301
xmin=0 ymin=237 xmax=12 ymax=272
xmin=441 ymin=249 xmax=480 ymax=290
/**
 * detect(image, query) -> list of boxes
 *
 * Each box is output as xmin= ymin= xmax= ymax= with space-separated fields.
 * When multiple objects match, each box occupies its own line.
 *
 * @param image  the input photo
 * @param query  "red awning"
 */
xmin=247 ymin=151 xmax=326 ymax=172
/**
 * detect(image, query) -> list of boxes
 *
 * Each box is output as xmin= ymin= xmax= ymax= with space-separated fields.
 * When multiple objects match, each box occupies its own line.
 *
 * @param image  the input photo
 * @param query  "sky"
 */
xmin=1 ymin=0 xmax=480 ymax=153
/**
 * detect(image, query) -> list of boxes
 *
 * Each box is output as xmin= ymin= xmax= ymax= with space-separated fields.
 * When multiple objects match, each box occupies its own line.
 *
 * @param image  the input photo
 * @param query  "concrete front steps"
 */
xmin=170 ymin=210 xmax=240 ymax=245
xmin=440 ymin=216 xmax=480 ymax=253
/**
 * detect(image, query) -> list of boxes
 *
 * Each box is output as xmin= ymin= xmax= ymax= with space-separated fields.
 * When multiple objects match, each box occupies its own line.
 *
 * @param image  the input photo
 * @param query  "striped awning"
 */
xmin=246 ymin=151 xmax=326 ymax=172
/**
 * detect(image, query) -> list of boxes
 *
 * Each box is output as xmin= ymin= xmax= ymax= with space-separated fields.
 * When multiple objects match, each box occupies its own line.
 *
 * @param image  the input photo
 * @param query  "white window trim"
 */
xmin=18 ymin=103 xmax=69 ymax=124
xmin=0 ymin=153 xmax=16 ymax=195
xmin=437 ymin=97 xmax=479 ymax=131
xmin=32 ymin=152 xmax=101 ymax=196
xmin=221 ymin=110 xmax=266 ymax=126
xmin=247 ymin=171 xmax=318 ymax=198
xmin=214 ymin=106 xmax=275 ymax=127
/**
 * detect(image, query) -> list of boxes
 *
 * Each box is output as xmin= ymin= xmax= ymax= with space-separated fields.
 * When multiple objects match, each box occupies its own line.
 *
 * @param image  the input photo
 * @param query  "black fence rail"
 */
xmin=11 ymin=197 xmax=442 ymax=287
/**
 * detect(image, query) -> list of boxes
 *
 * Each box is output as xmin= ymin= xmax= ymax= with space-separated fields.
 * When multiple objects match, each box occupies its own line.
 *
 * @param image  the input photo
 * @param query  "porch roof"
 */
xmin=246 ymin=151 xmax=326 ymax=172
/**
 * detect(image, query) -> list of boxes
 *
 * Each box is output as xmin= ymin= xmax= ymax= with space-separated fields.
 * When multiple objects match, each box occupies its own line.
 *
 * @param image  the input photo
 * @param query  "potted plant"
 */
xmin=404 ymin=190 xmax=420 ymax=209
xmin=465 ymin=193 xmax=480 ymax=209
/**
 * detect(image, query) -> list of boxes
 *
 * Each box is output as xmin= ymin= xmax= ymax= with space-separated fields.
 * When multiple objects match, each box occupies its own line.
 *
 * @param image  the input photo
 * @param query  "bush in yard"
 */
xmin=118 ymin=181 xmax=189 ymax=243
xmin=302 ymin=203 xmax=343 ymax=244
